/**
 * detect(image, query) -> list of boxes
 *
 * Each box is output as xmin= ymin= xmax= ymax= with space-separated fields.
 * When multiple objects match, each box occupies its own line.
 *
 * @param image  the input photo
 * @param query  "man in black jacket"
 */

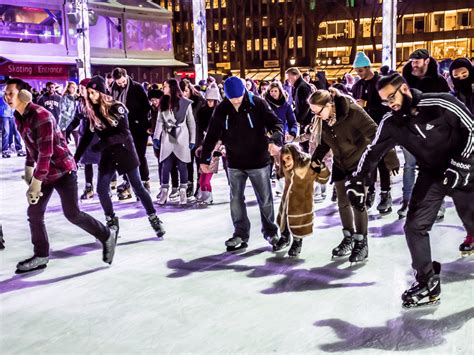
xmin=346 ymin=73 xmax=473 ymax=308
xmin=200 ymin=77 xmax=283 ymax=252
xmin=111 ymin=68 xmax=152 ymax=199
xmin=286 ymin=67 xmax=312 ymax=152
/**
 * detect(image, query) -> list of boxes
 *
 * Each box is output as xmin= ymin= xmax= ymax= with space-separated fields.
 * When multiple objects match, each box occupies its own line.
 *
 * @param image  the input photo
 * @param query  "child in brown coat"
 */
xmin=275 ymin=143 xmax=330 ymax=257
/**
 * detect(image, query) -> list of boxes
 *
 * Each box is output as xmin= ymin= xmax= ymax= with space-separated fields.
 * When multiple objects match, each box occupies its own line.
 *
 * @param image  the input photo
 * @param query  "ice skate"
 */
xmin=110 ymin=180 xmax=117 ymax=191
xmin=149 ymin=213 xmax=166 ymax=238
xmin=397 ymin=200 xmax=409 ymax=219
xmin=179 ymin=184 xmax=188 ymax=205
xmin=80 ymin=183 xmax=94 ymax=200
xmin=349 ymin=234 xmax=368 ymax=264
xmin=273 ymin=233 xmax=291 ymax=252
xmin=157 ymin=186 xmax=169 ymax=205
xmin=288 ymin=238 xmax=302 ymax=257
xmin=197 ymin=190 xmax=213 ymax=205
xmin=377 ymin=191 xmax=392 ymax=215
xmin=435 ymin=204 xmax=445 ymax=222
xmin=186 ymin=181 xmax=194 ymax=198
xmin=366 ymin=190 xmax=376 ymax=209
xmin=102 ymin=227 xmax=118 ymax=264
xmin=402 ymin=262 xmax=441 ymax=309
xmin=16 ymin=256 xmax=49 ymax=274
xmin=460 ymin=235 xmax=474 ymax=257
xmin=225 ymin=236 xmax=248 ymax=253
xmin=332 ymin=229 xmax=353 ymax=258
xmin=263 ymin=233 xmax=279 ymax=247
xmin=117 ymin=181 xmax=132 ymax=200
xmin=168 ymin=187 xmax=179 ymax=200
xmin=143 ymin=180 xmax=151 ymax=193
xmin=105 ymin=215 xmax=119 ymax=237
xmin=0 ymin=224 xmax=4 ymax=250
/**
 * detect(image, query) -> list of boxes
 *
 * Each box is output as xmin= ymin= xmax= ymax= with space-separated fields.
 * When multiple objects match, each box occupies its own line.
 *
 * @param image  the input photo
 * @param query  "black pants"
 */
xmin=368 ymin=159 xmax=391 ymax=192
xmin=154 ymin=147 xmax=178 ymax=188
xmin=132 ymin=133 xmax=150 ymax=182
xmin=27 ymin=171 xmax=109 ymax=257
xmin=404 ymin=172 xmax=473 ymax=282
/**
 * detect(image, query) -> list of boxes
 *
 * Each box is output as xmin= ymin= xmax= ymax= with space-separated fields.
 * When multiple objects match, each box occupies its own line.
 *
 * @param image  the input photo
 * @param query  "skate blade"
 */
xmin=349 ymin=258 xmax=368 ymax=267
xmin=226 ymin=243 xmax=248 ymax=253
xmin=378 ymin=208 xmax=392 ymax=216
xmin=460 ymin=251 xmax=474 ymax=257
xmin=402 ymin=296 xmax=440 ymax=309
xmin=15 ymin=264 xmax=47 ymax=274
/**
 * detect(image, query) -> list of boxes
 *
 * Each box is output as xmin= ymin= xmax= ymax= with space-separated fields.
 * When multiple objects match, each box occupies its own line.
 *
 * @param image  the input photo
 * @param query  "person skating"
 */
xmin=309 ymin=88 xmax=399 ymax=263
xmin=58 ymin=81 xmax=78 ymax=146
xmin=200 ymin=77 xmax=283 ymax=252
xmin=4 ymin=78 xmax=117 ymax=273
xmin=74 ymin=76 xmax=165 ymax=238
xmin=153 ymin=79 xmax=196 ymax=206
xmin=346 ymin=73 xmax=473 ymax=307
xmin=275 ymin=143 xmax=330 ymax=257
xmin=37 ymin=82 xmax=61 ymax=123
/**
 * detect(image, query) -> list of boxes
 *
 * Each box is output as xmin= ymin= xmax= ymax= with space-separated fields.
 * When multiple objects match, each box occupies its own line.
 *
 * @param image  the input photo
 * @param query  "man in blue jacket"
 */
xmin=200 ymin=77 xmax=283 ymax=252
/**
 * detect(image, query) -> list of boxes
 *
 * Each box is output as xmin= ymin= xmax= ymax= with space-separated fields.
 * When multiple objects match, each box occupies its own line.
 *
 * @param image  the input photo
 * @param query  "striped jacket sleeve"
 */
xmin=417 ymin=95 xmax=473 ymax=158
xmin=354 ymin=113 xmax=397 ymax=181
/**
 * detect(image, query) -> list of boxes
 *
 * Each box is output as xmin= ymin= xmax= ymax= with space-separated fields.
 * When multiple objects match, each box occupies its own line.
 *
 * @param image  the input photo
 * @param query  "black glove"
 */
xmin=443 ymin=155 xmax=473 ymax=192
xmin=345 ymin=176 xmax=366 ymax=212
xmin=310 ymin=159 xmax=324 ymax=174
xmin=212 ymin=151 xmax=223 ymax=158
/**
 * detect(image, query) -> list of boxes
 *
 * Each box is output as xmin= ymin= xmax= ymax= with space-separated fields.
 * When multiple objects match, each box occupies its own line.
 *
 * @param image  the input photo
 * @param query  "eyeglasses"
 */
xmin=381 ymin=86 xmax=402 ymax=106
xmin=312 ymin=105 xmax=326 ymax=116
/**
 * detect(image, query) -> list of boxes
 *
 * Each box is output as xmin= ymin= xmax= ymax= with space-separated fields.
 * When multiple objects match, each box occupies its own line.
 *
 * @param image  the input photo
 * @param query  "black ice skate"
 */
xmin=397 ymin=200 xmax=409 ymax=219
xmin=402 ymin=261 xmax=441 ymax=309
xmin=80 ymin=183 xmax=94 ymax=200
xmin=264 ymin=234 xmax=279 ymax=247
xmin=16 ymin=256 xmax=49 ymax=274
xmin=102 ymin=227 xmax=118 ymax=265
xmin=349 ymin=234 xmax=368 ymax=264
xmin=377 ymin=191 xmax=392 ymax=215
xmin=366 ymin=191 xmax=376 ymax=209
xmin=460 ymin=235 xmax=474 ymax=257
xmin=288 ymin=238 xmax=302 ymax=257
xmin=105 ymin=215 xmax=120 ymax=237
xmin=0 ymin=224 xmax=4 ymax=250
xmin=332 ymin=229 xmax=353 ymax=258
xmin=273 ymin=233 xmax=291 ymax=252
xmin=149 ymin=214 xmax=166 ymax=238
xmin=225 ymin=236 xmax=248 ymax=253
xmin=117 ymin=181 xmax=132 ymax=200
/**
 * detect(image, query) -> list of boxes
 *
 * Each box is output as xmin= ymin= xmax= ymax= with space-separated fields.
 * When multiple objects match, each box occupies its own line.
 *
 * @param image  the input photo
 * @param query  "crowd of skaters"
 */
xmin=0 ymin=48 xmax=472 ymax=308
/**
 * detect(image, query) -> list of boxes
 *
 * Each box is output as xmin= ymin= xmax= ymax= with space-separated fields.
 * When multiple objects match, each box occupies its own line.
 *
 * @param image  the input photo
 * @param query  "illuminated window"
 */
xmin=230 ymin=40 xmax=235 ymax=51
xmin=288 ymin=36 xmax=294 ymax=49
xmin=222 ymin=40 xmax=228 ymax=52
xmin=214 ymin=22 xmax=220 ymax=30
xmin=255 ymin=39 xmax=260 ymax=51
xmin=297 ymin=36 xmax=303 ymax=48
xmin=262 ymin=17 xmax=269 ymax=27
xmin=205 ymin=1 xmax=211 ymax=9
xmin=263 ymin=38 xmax=269 ymax=50
xmin=271 ymin=37 xmax=276 ymax=49
xmin=247 ymin=39 xmax=252 ymax=51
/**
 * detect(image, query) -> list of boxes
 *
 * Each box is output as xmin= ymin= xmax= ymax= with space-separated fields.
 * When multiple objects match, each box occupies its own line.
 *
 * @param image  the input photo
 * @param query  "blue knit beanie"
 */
xmin=224 ymin=76 xmax=245 ymax=99
xmin=353 ymin=52 xmax=371 ymax=68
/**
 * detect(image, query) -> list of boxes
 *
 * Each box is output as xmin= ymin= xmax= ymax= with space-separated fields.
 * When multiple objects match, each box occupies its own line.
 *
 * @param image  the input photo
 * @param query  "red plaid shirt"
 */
xmin=15 ymin=103 xmax=76 ymax=184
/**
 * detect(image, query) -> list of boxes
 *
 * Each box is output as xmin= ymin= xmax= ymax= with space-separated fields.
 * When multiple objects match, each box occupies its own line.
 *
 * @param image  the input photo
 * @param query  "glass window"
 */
xmin=403 ymin=17 xmax=414 ymax=34
xmin=263 ymin=38 xmax=268 ymax=50
xmin=90 ymin=15 xmax=123 ymax=49
xmin=414 ymin=16 xmax=425 ymax=33
xmin=432 ymin=13 xmax=444 ymax=31
xmin=0 ymin=5 xmax=64 ymax=45
xmin=125 ymin=19 xmax=172 ymax=52
xmin=247 ymin=39 xmax=252 ymax=51
xmin=445 ymin=13 xmax=456 ymax=31
xmin=458 ymin=11 xmax=469 ymax=28
xmin=255 ymin=39 xmax=260 ymax=51
xmin=297 ymin=36 xmax=303 ymax=48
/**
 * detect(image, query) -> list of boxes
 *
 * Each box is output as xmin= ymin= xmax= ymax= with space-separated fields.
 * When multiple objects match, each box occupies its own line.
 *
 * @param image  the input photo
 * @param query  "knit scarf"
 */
xmin=113 ymin=77 xmax=130 ymax=107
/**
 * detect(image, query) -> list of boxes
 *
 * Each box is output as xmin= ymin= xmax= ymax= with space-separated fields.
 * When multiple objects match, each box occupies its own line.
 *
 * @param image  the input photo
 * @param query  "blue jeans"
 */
xmin=228 ymin=165 xmax=278 ymax=241
xmin=402 ymin=147 xmax=417 ymax=202
xmin=97 ymin=166 xmax=156 ymax=216
xmin=161 ymin=153 xmax=188 ymax=186
xmin=1 ymin=116 xmax=22 ymax=152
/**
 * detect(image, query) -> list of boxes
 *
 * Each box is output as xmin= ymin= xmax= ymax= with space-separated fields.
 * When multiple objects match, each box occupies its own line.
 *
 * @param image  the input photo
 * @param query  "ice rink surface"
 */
xmin=0 ymin=149 xmax=472 ymax=354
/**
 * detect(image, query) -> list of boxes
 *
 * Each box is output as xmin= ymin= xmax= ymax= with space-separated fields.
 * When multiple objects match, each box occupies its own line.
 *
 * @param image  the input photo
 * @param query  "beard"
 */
xmin=393 ymin=93 xmax=413 ymax=119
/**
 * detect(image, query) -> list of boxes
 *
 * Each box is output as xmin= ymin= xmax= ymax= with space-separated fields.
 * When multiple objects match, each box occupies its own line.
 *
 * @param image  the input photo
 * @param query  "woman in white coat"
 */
xmin=153 ymin=79 xmax=196 ymax=205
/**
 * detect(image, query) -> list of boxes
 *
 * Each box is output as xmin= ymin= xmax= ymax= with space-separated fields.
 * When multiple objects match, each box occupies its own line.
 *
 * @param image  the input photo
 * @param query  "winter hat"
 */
xmin=86 ymin=76 xmax=107 ymax=95
xmin=148 ymin=89 xmax=164 ymax=100
xmin=353 ymin=52 xmax=371 ymax=68
xmin=224 ymin=76 xmax=245 ymax=99
xmin=205 ymin=83 xmax=222 ymax=101
xmin=409 ymin=49 xmax=430 ymax=60
xmin=79 ymin=78 xmax=91 ymax=87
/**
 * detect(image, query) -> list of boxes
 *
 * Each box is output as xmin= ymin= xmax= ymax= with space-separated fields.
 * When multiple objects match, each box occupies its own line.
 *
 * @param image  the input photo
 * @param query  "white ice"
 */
xmin=0 ymin=149 xmax=473 ymax=354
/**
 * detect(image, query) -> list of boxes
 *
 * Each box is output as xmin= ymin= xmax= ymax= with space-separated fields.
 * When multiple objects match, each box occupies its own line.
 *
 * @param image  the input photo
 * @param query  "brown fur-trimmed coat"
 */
xmin=277 ymin=163 xmax=330 ymax=238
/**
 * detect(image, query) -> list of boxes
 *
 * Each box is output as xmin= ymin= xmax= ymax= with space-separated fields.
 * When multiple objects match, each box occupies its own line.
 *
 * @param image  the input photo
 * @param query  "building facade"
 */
xmin=159 ymin=0 xmax=474 ymax=81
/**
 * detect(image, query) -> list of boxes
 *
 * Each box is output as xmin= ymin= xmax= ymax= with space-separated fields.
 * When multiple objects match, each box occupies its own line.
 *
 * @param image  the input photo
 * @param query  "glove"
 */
xmin=312 ymin=160 xmax=330 ymax=184
xmin=189 ymin=143 xmax=195 ymax=150
xmin=153 ymin=139 xmax=161 ymax=150
xmin=345 ymin=176 xmax=366 ymax=212
xmin=310 ymin=159 xmax=324 ymax=174
xmin=212 ymin=150 xmax=223 ymax=158
xmin=22 ymin=166 xmax=34 ymax=185
xmin=26 ymin=177 xmax=43 ymax=205
xmin=443 ymin=156 xmax=473 ymax=192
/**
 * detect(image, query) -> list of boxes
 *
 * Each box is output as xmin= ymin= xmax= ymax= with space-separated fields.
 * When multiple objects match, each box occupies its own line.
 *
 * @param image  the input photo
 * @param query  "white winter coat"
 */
xmin=153 ymin=97 xmax=196 ymax=163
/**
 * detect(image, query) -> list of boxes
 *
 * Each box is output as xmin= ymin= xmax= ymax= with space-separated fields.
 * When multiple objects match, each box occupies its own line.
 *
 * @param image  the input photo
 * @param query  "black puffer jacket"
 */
xmin=402 ymin=57 xmax=450 ymax=93
xmin=74 ymin=102 xmax=139 ymax=174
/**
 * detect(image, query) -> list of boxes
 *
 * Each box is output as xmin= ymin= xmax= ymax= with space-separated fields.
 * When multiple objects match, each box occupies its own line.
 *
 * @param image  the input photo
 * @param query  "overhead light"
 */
xmin=328 ymin=58 xmax=333 ymax=65
xmin=289 ymin=57 xmax=296 ymax=65
xmin=336 ymin=58 xmax=341 ymax=65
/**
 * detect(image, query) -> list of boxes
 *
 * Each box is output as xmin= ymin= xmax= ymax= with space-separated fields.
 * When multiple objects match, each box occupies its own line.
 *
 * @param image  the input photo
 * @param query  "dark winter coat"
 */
xmin=402 ymin=57 xmax=450 ymax=93
xmin=351 ymin=72 xmax=389 ymax=124
xmin=355 ymin=89 xmax=473 ymax=181
xmin=196 ymin=104 xmax=214 ymax=147
xmin=111 ymin=78 xmax=151 ymax=138
xmin=265 ymin=95 xmax=298 ymax=137
xmin=292 ymin=76 xmax=313 ymax=127
xmin=201 ymin=92 xmax=283 ymax=170
xmin=74 ymin=102 xmax=139 ymax=175
xmin=312 ymin=95 xmax=399 ymax=178
xmin=37 ymin=93 xmax=61 ymax=122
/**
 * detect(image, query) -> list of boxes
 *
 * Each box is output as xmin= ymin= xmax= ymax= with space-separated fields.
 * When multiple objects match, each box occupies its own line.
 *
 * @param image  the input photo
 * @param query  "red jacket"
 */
xmin=15 ymin=103 xmax=76 ymax=184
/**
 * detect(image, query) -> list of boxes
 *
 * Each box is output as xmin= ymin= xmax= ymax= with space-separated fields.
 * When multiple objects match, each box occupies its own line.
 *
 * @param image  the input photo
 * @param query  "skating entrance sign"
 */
xmin=0 ymin=63 xmax=70 ymax=78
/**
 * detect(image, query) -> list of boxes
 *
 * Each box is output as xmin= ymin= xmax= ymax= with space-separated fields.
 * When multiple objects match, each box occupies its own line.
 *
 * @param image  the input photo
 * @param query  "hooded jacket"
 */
xmin=265 ymin=95 xmax=298 ymax=137
xmin=449 ymin=58 xmax=474 ymax=114
xmin=201 ymin=92 xmax=283 ymax=170
xmin=312 ymin=95 xmax=399 ymax=176
xmin=402 ymin=57 xmax=450 ymax=94
xmin=292 ymin=76 xmax=313 ymax=127
xmin=351 ymin=71 xmax=389 ymax=124
xmin=355 ymin=89 xmax=473 ymax=181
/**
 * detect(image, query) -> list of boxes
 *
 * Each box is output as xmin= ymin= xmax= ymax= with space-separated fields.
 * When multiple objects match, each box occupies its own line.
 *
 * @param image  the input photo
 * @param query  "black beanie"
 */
xmin=148 ymin=89 xmax=164 ymax=100
xmin=449 ymin=58 xmax=474 ymax=94
xmin=86 ymin=76 xmax=107 ymax=95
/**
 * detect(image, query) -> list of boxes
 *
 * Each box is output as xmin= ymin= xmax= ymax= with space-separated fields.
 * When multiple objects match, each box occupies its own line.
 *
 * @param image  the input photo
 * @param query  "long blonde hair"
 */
xmin=84 ymin=91 xmax=118 ymax=130
xmin=63 ymin=81 xmax=77 ymax=96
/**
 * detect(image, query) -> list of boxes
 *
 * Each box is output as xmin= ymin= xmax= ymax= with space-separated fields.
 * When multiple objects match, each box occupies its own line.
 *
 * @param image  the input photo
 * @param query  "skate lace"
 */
xmin=464 ymin=235 xmax=474 ymax=244
xmin=338 ymin=236 xmax=353 ymax=251
xmin=149 ymin=215 xmax=162 ymax=229
xmin=352 ymin=239 xmax=365 ymax=253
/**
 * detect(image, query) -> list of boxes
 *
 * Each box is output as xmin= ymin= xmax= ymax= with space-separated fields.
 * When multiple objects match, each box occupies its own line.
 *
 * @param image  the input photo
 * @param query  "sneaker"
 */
xmin=2 ymin=151 xmax=11 ymax=158
xmin=17 ymin=150 xmax=27 ymax=157
xmin=16 ymin=256 xmax=49 ymax=273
